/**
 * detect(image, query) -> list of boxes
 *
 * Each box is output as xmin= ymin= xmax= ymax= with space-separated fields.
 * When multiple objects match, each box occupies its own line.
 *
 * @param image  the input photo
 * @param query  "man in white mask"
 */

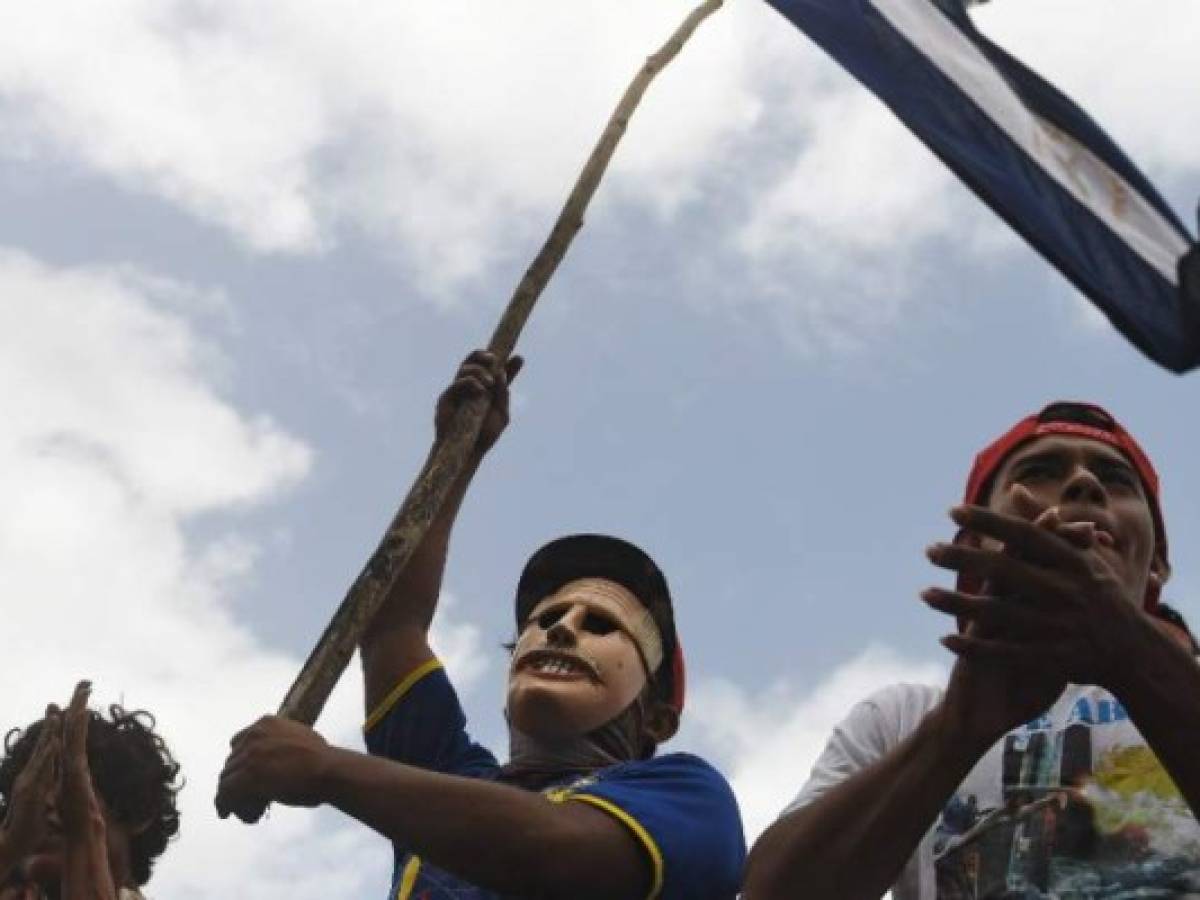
xmin=215 ymin=350 xmax=746 ymax=900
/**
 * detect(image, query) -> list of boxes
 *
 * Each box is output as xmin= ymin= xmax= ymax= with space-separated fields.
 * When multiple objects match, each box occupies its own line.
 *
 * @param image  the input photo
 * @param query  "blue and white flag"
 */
xmin=766 ymin=0 xmax=1200 ymax=372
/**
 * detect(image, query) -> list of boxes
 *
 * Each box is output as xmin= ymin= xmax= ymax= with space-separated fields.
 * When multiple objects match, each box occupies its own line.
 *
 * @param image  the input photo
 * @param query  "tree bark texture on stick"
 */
xmin=278 ymin=0 xmax=727 ymax=728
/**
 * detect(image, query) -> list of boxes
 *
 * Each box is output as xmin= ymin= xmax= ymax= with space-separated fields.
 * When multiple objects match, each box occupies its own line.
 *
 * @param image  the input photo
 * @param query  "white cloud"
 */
xmin=684 ymin=645 xmax=946 ymax=841
xmin=738 ymin=93 xmax=955 ymax=265
xmin=428 ymin=592 xmax=490 ymax=694
xmin=0 ymin=1 xmax=762 ymax=290
xmin=723 ymin=0 xmax=1200 ymax=352
xmin=0 ymin=1 xmax=1194 ymax=343
xmin=726 ymin=86 xmax=974 ymax=355
xmin=0 ymin=250 xmax=486 ymax=898
xmin=977 ymin=1 xmax=1200 ymax=181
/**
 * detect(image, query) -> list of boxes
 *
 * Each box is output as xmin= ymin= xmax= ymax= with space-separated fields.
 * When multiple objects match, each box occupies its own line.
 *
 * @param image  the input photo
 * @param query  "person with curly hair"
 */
xmin=0 ymin=682 xmax=181 ymax=900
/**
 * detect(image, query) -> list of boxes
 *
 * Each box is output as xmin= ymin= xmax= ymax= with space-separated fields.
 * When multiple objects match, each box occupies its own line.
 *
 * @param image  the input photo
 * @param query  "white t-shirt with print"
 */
xmin=786 ymin=683 xmax=1200 ymax=899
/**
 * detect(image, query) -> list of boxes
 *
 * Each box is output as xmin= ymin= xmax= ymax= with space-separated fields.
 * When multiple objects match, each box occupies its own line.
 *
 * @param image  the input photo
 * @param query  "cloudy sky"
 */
xmin=1 ymin=1 xmax=1197 ymax=896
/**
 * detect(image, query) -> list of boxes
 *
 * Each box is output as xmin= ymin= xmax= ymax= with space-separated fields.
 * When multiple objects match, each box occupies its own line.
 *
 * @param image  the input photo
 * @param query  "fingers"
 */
xmin=493 ymin=355 xmax=523 ymax=417
xmin=950 ymin=506 xmax=1088 ymax=573
xmin=13 ymin=708 xmax=62 ymax=804
xmin=216 ymin=718 xmax=269 ymax=822
xmin=921 ymin=588 xmax=1071 ymax=636
xmin=436 ymin=349 xmax=522 ymax=449
xmin=225 ymin=716 xmax=275 ymax=766
xmin=927 ymin=542 xmax=1074 ymax=603
xmin=214 ymin=756 xmax=242 ymax=820
xmin=1054 ymin=520 xmax=1099 ymax=551
xmin=445 ymin=364 xmax=495 ymax=401
xmin=941 ymin=632 xmax=1086 ymax=668
xmin=1031 ymin=505 xmax=1060 ymax=530
xmin=505 ymin=355 xmax=524 ymax=384
xmin=228 ymin=723 xmax=254 ymax=750
xmin=444 ymin=351 xmax=519 ymax=407
xmin=941 ymin=633 xmax=1044 ymax=662
xmin=63 ymin=681 xmax=91 ymax=760
xmin=27 ymin=708 xmax=61 ymax=775
xmin=1009 ymin=484 xmax=1048 ymax=521
xmin=1025 ymin=503 xmax=1101 ymax=552
xmin=442 ymin=350 xmax=521 ymax=434
xmin=458 ymin=350 xmax=503 ymax=381
xmin=454 ymin=350 xmax=521 ymax=389
xmin=61 ymin=682 xmax=92 ymax=795
xmin=65 ymin=681 xmax=90 ymax=717
xmin=214 ymin=761 xmax=268 ymax=824
xmin=58 ymin=684 xmax=104 ymax=836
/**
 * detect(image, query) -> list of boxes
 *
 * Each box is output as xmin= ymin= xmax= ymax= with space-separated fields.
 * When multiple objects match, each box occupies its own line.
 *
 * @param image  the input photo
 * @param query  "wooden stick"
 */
xmin=279 ymin=0 xmax=726 ymax=727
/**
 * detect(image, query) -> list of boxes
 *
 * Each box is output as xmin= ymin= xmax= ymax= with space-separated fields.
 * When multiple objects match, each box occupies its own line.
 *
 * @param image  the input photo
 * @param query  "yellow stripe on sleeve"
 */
xmin=562 ymin=793 xmax=665 ymax=900
xmin=364 ymin=658 xmax=444 ymax=733
xmin=395 ymin=856 xmax=422 ymax=900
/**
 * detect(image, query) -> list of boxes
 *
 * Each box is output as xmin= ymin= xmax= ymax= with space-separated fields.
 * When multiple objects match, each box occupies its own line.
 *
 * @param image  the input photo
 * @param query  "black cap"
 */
xmin=515 ymin=534 xmax=684 ymax=713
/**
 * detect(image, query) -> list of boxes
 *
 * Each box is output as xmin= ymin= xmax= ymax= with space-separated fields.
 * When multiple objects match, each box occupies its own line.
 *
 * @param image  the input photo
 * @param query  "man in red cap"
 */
xmin=744 ymin=401 xmax=1200 ymax=899
xmin=215 ymin=351 xmax=745 ymax=900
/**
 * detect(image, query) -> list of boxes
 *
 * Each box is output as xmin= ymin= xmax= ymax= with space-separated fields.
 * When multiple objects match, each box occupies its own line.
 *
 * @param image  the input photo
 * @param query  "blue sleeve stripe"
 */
xmin=560 ymin=793 xmax=665 ymax=900
xmin=363 ymin=659 xmax=444 ymax=734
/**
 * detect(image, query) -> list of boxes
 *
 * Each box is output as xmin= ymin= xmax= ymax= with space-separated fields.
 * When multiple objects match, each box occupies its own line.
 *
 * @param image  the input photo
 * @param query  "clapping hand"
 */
xmin=0 ymin=682 xmax=118 ymax=900
xmin=924 ymin=484 xmax=1148 ymax=690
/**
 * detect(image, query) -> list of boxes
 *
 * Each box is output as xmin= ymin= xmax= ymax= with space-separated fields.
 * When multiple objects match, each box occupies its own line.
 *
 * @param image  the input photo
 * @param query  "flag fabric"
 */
xmin=766 ymin=0 xmax=1200 ymax=373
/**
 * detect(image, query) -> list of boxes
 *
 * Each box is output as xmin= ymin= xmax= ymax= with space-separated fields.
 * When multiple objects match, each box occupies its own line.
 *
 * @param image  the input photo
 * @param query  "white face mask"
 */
xmin=505 ymin=577 xmax=666 ymax=747
xmin=520 ymin=578 xmax=664 ymax=676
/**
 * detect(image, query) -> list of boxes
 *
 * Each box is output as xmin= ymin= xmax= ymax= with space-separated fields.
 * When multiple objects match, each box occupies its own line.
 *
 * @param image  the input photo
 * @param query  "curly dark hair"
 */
xmin=0 ymin=704 xmax=182 ymax=887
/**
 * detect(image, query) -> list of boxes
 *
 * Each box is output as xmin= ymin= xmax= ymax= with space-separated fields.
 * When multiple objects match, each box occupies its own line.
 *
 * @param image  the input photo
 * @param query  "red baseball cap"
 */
xmin=961 ymin=402 xmax=1167 ymax=608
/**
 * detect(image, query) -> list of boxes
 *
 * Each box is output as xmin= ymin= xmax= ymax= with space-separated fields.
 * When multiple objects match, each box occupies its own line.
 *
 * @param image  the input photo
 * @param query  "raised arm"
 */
xmin=1105 ymin=613 xmax=1200 ymax=814
xmin=359 ymin=350 xmax=522 ymax=715
xmin=744 ymin=658 xmax=1060 ymax=900
xmin=747 ymin=497 xmax=1083 ymax=900
xmin=744 ymin=701 xmax=964 ymax=900
xmin=932 ymin=503 xmax=1200 ymax=817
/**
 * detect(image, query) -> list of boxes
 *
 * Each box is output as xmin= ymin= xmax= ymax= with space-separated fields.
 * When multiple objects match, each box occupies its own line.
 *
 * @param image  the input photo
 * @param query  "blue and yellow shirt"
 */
xmin=363 ymin=659 xmax=745 ymax=900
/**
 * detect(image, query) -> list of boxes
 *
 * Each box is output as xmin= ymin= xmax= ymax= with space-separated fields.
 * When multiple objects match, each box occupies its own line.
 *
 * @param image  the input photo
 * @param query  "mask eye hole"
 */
xmin=583 ymin=613 xmax=617 ymax=636
xmin=536 ymin=608 xmax=565 ymax=630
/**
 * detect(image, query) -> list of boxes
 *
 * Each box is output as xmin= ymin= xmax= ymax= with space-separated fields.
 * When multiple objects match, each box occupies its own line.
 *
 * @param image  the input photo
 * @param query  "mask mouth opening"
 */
xmin=516 ymin=648 xmax=602 ymax=683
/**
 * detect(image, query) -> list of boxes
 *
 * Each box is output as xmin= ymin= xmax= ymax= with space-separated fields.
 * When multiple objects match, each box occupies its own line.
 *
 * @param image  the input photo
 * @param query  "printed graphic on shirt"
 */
xmin=933 ymin=693 xmax=1200 ymax=898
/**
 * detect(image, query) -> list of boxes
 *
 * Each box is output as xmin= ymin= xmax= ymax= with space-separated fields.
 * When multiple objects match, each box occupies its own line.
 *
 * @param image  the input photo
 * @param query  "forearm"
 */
xmin=744 ymin=704 xmax=986 ymax=900
xmin=1112 ymin=620 xmax=1200 ymax=815
xmin=360 ymin=450 xmax=483 ymax=709
xmin=321 ymin=747 xmax=622 ymax=899
xmin=365 ymin=448 xmax=482 ymax=638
